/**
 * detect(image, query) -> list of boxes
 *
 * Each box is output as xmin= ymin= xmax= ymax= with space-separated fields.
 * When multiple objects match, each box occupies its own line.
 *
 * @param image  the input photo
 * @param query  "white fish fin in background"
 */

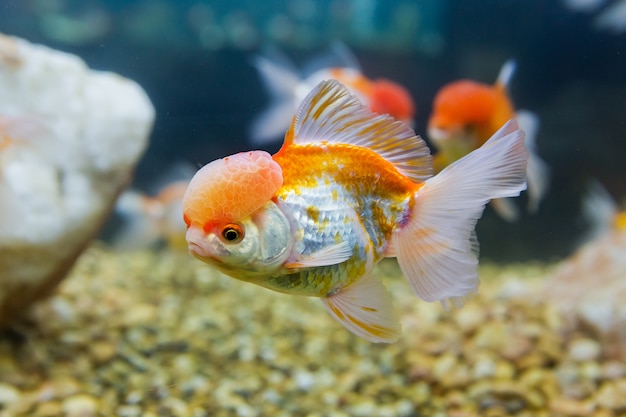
xmin=288 ymin=79 xmax=433 ymax=182
xmin=249 ymin=47 xmax=302 ymax=144
xmin=593 ymin=0 xmax=626 ymax=33
xmin=145 ymin=161 xmax=195 ymax=195
xmin=490 ymin=197 xmax=520 ymax=222
xmin=393 ymin=120 xmax=528 ymax=305
xmin=560 ymin=0 xmax=607 ymax=12
xmin=284 ymin=241 xmax=352 ymax=269
xmin=580 ymin=179 xmax=617 ymax=244
xmin=495 ymin=59 xmax=517 ymax=88
xmin=517 ymin=110 xmax=550 ymax=213
xmin=300 ymin=41 xmax=361 ymax=77
xmin=112 ymin=190 xmax=162 ymax=250
xmin=321 ymin=272 xmax=402 ymax=343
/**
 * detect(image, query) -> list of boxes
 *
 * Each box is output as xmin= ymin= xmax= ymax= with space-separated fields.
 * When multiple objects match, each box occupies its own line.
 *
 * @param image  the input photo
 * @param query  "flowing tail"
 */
xmin=393 ymin=120 xmax=529 ymax=307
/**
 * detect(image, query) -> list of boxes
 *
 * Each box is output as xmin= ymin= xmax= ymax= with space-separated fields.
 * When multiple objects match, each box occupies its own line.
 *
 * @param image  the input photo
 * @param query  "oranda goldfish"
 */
xmin=184 ymin=80 xmax=528 ymax=343
xmin=113 ymin=180 xmax=190 ymax=250
xmin=428 ymin=60 xmax=549 ymax=221
xmin=580 ymin=179 xmax=626 ymax=245
xmin=250 ymin=43 xmax=415 ymax=145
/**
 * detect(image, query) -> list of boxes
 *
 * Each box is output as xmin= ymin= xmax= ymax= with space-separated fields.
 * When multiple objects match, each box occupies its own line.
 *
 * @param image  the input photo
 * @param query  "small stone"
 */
xmin=454 ymin=302 xmax=487 ymax=333
xmin=62 ymin=394 xmax=99 ymax=417
xmin=472 ymin=354 xmax=497 ymax=379
xmin=293 ymin=369 xmax=316 ymax=390
xmin=117 ymin=405 xmax=142 ymax=417
xmin=123 ymin=303 xmax=158 ymax=326
xmin=35 ymin=401 xmax=63 ymax=417
xmin=568 ymin=338 xmax=601 ymax=362
xmin=0 ymin=382 xmax=21 ymax=405
xmin=432 ymin=353 xmax=458 ymax=379
xmin=549 ymin=397 xmax=595 ymax=416
xmin=349 ymin=399 xmax=377 ymax=417
xmin=89 ymin=340 xmax=117 ymax=363
xmin=595 ymin=380 xmax=626 ymax=410
xmin=162 ymin=397 xmax=190 ymax=417
xmin=601 ymin=360 xmax=626 ymax=380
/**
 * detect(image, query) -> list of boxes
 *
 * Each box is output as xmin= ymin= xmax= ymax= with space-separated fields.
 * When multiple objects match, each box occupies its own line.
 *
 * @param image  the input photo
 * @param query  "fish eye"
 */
xmin=220 ymin=224 xmax=244 ymax=243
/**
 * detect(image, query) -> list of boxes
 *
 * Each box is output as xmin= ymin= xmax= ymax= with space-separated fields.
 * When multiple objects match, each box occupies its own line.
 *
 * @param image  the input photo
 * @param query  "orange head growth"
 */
xmin=429 ymin=80 xmax=498 ymax=130
xmin=182 ymin=151 xmax=283 ymax=229
xmin=369 ymin=79 xmax=415 ymax=123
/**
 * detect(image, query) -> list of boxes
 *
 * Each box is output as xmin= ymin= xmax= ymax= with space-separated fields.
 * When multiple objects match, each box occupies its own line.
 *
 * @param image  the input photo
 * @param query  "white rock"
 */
xmin=0 ymin=383 xmax=21 ymax=405
xmin=0 ymin=33 xmax=154 ymax=324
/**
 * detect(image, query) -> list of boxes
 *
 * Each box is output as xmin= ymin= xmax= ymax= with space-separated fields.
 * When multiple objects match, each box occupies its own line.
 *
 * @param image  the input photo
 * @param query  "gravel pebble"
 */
xmin=0 ymin=247 xmax=624 ymax=416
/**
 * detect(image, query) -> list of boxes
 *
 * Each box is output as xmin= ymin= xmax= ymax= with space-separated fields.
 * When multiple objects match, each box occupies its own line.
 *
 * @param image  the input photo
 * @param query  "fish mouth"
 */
xmin=187 ymin=241 xmax=205 ymax=257
xmin=427 ymin=126 xmax=452 ymax=142
xmin=186 ymin=227 xmax=213 ymax=260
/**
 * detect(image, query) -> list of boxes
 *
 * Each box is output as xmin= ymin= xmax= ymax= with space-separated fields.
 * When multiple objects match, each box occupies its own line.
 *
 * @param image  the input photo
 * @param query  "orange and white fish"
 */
xmin=184 ymin=80 xmax=528 ymax=343
xmin=428 ymin=60 xmax=549 ymax=221
xmin=580 ymin=179 xmax=626 ymax=244
xmin=250 ymin=43 xmax=415 ymax=145
xmin=113 ymin=180 xmax=190 ymax=250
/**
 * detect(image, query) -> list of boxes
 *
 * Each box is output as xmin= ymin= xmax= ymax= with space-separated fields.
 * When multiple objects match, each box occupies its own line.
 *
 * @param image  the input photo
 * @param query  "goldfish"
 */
xmin=111 ymin=163 xmax=197 ymax=250
xmin=112 ymin=181 xmax=189 ymax=250
xmin=543 ymin=180 xmax=626 ymax=358
xmin=428 ymin=60 xmax=549 ymax=221
xmin=184 ymin=80 xmax=528 ymax=343
xmin=579 ymin=179 xmax=626 ymax=246
xmin=249 ymin=43 xmax=415 ymax=145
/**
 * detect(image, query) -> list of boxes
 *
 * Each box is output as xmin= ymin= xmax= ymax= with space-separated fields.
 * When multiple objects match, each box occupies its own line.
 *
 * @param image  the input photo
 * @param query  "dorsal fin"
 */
xmin=495 ymin=59 xmax=516 ymax=90
xmin=282 ymin=79 xmax=433 ymax=183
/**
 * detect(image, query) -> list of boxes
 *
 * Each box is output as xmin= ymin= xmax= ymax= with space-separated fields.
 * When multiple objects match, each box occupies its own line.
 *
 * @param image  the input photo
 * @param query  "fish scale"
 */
xmin=267 ymin=145 xmax=413 ymax=297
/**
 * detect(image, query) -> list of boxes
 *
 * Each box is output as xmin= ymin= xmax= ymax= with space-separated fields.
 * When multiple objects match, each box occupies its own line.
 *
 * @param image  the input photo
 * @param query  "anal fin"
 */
xmin=321 ymin=273 xmax=401 ymax=343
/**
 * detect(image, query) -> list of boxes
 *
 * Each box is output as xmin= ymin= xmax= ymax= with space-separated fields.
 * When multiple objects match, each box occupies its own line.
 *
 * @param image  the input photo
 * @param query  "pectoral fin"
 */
xmin=321 ymin=273 xmax=401 ymax=343
xmin=284 ymin=241 xmax=352 ymax=269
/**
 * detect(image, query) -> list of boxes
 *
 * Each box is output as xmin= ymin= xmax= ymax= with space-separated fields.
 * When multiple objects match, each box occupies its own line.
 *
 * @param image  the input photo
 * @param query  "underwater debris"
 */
xmin=0 ymin=33 xmax=154 ymax=326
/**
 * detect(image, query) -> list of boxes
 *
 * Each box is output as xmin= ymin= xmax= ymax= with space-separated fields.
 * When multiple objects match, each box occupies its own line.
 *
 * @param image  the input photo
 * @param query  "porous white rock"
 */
xmin=0 ymin=33 xmax=154 ymax=325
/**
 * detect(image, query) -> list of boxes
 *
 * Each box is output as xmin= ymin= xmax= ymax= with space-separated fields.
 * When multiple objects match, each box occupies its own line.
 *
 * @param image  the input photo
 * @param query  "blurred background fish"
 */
xmin=543 ymin=178 xmax=626 ymax=358
xmin=580 ymin=179 xmax=626 ymax=244
xmin=561 ymin=0 xmax=626 ymax=33
xmin=249 ymin=42 xmax=416 ymax=145
xmin=110 ymin=163 xmax=195 ymax=250
xmin=183 ymin=80 xmax=528 ymax=342
xmin=427 ymin=60 xmax=550 ymax=221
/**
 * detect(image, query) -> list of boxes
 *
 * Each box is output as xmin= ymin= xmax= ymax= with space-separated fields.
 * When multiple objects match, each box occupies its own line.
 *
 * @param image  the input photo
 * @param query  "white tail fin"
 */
xmin=517 ymin=110 xmax=550 ymax=213
xmin=393 ymin=120 xmax=528 ymax=305
xmin=249 ymin=51 xmax=301 ymax=144
xmin=300 ymin=41 xmax=361 ymax=77
xmin=496 ymin=59 xmax=517 ymax=88
xmin=112 ymin=190 xmax=162 ymax=250
xmin=581 ymin=179 xmax=617 ymax=244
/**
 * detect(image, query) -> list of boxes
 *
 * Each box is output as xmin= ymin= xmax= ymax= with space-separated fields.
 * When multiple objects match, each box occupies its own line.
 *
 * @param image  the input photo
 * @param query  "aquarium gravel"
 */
xmin=0 ymin=245 xmax=624 ymax=417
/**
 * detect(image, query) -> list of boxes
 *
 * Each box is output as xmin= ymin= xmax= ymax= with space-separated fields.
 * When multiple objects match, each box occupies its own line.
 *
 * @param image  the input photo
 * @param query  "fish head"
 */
xmin=183 ymin=151 xmax=292 ymax=278
xmin=370 ymin=79 xmax=415 ymax=125
xmin=428 ymin=80 xmax=497 ymax=153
